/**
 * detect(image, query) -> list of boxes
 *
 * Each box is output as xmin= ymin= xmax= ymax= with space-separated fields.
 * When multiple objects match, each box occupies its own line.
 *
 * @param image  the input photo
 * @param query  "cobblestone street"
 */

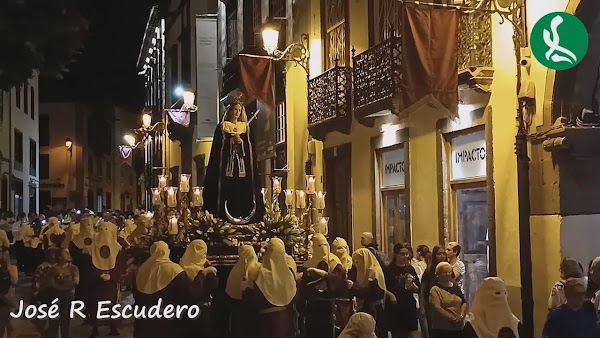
xmin=9 ymin=274 xmax=134 ymax=338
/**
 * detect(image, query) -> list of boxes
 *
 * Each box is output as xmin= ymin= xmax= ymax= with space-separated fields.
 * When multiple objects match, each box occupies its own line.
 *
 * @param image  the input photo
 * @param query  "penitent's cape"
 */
xmin=202 ymin=121 xmax=265 ymax=223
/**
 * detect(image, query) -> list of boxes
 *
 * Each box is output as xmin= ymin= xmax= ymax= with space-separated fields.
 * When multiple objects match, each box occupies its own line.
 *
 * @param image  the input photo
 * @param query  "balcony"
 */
xmin=308 ymin=64 xmax=352 ymax=141
xmin=352 ymin=37 xmax=402 ymax=127
xmin=352 ymin=1 xmax=493 ymax=123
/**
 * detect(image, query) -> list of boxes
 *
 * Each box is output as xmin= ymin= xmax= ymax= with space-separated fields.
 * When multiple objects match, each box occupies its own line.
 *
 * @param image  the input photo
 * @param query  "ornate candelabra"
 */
xmin=263 ymin=175 xmax=328 ymax=260
xmin=150 ymin=173 xmax=203 ymax=242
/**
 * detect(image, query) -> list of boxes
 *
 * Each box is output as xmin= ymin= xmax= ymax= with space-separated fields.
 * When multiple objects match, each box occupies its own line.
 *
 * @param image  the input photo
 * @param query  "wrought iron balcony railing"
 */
xmin=308 ymin=63 xmax=353 ymax=141
xmin=352 ymin=36 xmax=402 ymax=126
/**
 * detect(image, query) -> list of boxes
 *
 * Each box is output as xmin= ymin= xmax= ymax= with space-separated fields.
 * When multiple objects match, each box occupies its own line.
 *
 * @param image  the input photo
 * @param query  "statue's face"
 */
xmin=231 ymin=104 xmax=242 ymax=120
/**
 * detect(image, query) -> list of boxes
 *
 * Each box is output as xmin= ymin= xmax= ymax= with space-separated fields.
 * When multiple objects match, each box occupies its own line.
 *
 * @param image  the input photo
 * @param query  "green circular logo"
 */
xmin=530 ymin=12 xmax=588 ymax=70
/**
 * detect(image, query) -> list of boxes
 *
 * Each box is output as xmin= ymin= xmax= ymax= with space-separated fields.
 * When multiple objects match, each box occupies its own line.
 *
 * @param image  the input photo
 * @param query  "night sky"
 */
xmin=40 ymin=0 xmax=159 ymax=109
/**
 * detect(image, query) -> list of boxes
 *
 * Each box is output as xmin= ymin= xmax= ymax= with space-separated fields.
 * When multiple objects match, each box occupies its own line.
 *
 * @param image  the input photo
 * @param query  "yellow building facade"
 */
xmin=282 ymin=0 xmax=594 ymax=336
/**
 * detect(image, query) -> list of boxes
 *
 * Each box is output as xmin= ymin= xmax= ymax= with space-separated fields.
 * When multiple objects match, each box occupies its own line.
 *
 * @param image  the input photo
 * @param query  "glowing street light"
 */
xmin=124 ymin=134 xmax=136 ymax=147
xmin=261 ymin=21 xmax=280 ymax=55
xmin=183 ymin=90 xmax=195 ymax=108
xmin=65 ymin=138 xmax=73 ymax=150
xmin=142 ymin=113 xmax=152 ymax=129
xmin=174 ymin=86 xmax=184 ymax=97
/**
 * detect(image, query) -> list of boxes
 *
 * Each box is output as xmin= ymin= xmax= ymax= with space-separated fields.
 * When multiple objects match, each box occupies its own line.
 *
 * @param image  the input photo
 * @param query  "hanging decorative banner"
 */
xmin=166 ymin=108 xmax=191 ymax=127
xmin=119 ymin=146 xmax=133 ymax=167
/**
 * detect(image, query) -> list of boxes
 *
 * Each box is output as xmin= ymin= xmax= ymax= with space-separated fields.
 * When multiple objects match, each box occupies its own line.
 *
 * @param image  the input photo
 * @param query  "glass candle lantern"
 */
xmin=306 ymin=175 xmax=316 ymax=195
xmin=179 ymin=174 xmax=191 ymax=193
xmin=284 ymin=189 xmax=295 ymax=208
xmin=315 ymin=191 xmax=326 ymax=209
xmin=168 ymin=215 xmax=179 ymax=235
xmin=295 ymin=190 xmax=306 ymax=209
xmin=316 ymin=217 xmax=329 ymax=235
xmin=192 ymin=186 xmax=204 ymax=207
xmin=158 ymin=175 xmax=168 ymax=191
xmin=272 ymin=176 xmax=282 ymax=194
xmin=151 ymin=188 xmax=161 ymax=206
xmin=166 ymin=187 xmax=178 ymax=207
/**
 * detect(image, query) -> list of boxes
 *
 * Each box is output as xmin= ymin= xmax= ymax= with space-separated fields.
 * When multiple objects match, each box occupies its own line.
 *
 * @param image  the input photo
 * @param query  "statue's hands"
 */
xmin=100 ymin=273 xmax=111 ymax=281
xmin=233 ymin=134 xmax=243 ymax=144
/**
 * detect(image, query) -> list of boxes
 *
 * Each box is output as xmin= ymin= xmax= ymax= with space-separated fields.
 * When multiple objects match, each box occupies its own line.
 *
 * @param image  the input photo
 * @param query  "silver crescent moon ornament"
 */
xmin=224 ymin=199 xmax=256 ymax=225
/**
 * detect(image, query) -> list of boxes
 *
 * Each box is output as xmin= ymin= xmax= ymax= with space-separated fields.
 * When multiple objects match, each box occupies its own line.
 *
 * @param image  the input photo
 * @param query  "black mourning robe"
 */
xmin=203 ymin=122 xmax=264 ymax=222
xmin=183 ymin=261 xmax=219 ymax=338
xmin=133 ymin=272 xmax=190 ymax=338
xmin=300 ymin=261 xmax=351 ymax=338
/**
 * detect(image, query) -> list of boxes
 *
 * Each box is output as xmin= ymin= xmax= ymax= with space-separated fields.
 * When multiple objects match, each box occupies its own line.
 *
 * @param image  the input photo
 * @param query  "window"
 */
xmin=106 ymin=162 xmax=111 ymax=180
xmin=180 ymin=30 xmax=191 ymax=86
xmin=372 ymin=0 xmax=402 ymax=45
xmin=15 ymin=86 xmax=21 ymax=109
xmin=29 ymin=185 xmax=37 ymax=213
xmin=377 ymin=145 xmax=408 ymax=254
xmin=97 ymin=159 xmax=103 ymax=178
xmin=29 ymin=139 xmax=37 ymax=176
xmin=276 ymin=101 xmax=286 ymax=144
xmin=13 ymin=178 xmax=23 ymax=214
xmin=30 ymin=87 xmax=35 ymax=120
xmin=40 ymin=154 xmax=49 ymax=179
xmin=253 ymin=0 xmax=262 ymax=46
xmin=169 ymin=44 xmax=179 ymax=103
xmin=39 ymin=115 xmax=49 ymax=146
xmin=88 ymin=157 xmax=93 ymax=177
xmin=106 ymin=192 xmax=112 ymax=210
xmin=24 ymin=84 xmax=29 ymax=115
xmin=14 ymin=129 xmax=23 ymax=171
xmin=87 ymin=189 xmax=94 ymax=210
xmin=226 ymin=9 xmax=238 ymax=58
xmin=322 ymin=0 xmax=349 ymax=69
xmin=270 ymin=0 xmax=286 ymax=17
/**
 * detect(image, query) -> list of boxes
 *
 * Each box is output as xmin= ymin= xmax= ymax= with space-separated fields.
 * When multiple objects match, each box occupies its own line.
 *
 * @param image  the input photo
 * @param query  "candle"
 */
xmin=158 ymin=175 xmax=168 ymax=191
xmin=167 ymin=187 xmax=178 ymax=207
xmin=316 ymin=191 xmax=326 ymax=209
xmin=315 ymin=217 xmax=329 ymax=235
xmin=261 ymin=188 xmax=268 ymax=204
xmin=192 ymin=186 xmax=203 ymax=207
xmin=168 ymin=215 xmax=178 ymax=235
xmin=151 ymin=188 xmax=161 ymax=206
xmin=306 ymin=175 xmax=316 ymax=195
xmin=179 ymin=174 xmax=190 ymax=193
xmin=272 ymin=176 xmax=282 ymax=194
xmin=295 ymin=190 xmax=306 ymax=209
xmin=145 ymin=211 xmax=154 ymax=219
xmin=284 ymin=189 xmax=295 ymax=208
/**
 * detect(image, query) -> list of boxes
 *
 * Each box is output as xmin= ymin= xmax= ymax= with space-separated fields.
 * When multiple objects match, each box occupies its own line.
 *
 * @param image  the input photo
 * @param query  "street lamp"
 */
xmin=124 ymin=134 xmax=136 ymax=147
xmin=261 ymin=21 xmax=280 ymax=55
xmin=182 ymin=90 xmax=196 ymax=110
xmin=65 ymin=138 xmax=73 ymax=150
xmin=260 ymin=19 xmax=309 ymax=75
xmin=142 ymin=113 xmax=152 ymax=129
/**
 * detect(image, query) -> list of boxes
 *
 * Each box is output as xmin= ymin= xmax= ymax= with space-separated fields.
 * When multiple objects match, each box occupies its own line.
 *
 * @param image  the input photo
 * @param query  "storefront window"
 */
xmin=377 ymin=145 xmax=408 ymax=253
xmin=449 ymin=128 xmax=489 ymax=306
xmin=383 ymin=191 xmax=408 ymax=252
xmin=456 ymin=187 xmax=489 ymax=305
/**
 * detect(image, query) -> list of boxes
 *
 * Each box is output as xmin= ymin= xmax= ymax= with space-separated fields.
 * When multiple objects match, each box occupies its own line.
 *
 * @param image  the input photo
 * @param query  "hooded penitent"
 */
xmin=44 ymin=217 xmax=65 ymax=242
xmin=19 ymin=222 xmax=34 ymax=247
xmin=136 ymin=241 xmax=184 ymax=294
xmin=352 ymin=248 xmax=386 ymax=292
xmin=338 ymin=312 xmax=377 ymax=338
xmin=72 ymin=217 xmax=96 ymax=250
xmin=468 ymin=277 xmax=520 ymax=338
xmin=304 ymin=233 xmax=342 ymax=273
xmin=118 ymin=219 xmax=136 ymax=244
xmin=179 ymin=240 xmax=209 ymax=279
xmin=89 ymin=222 xmax=122 ymax=271
xmin=226 ymin=245 xmax=259 ymax=300
xmin=254 ymin=238 xmax=297 ymax=307
xmin=332 ymin=237 xmax=353 ymax=271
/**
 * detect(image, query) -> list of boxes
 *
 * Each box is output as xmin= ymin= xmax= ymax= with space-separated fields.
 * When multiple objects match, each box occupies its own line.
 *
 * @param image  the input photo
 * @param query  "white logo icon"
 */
xmin=543 ymin=15 xmax=578 ymax=64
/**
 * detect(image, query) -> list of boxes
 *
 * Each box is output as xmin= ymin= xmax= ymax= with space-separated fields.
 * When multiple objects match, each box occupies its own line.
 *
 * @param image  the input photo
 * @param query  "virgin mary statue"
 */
xmin=203 ymin=94 xmax=265 ymax=224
